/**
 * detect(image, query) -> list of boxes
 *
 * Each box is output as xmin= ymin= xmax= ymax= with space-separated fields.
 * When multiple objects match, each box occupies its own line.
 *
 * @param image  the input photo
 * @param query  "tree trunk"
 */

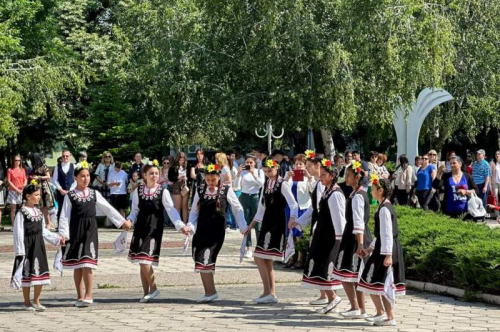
xmin=320 ymin=129 xmax=335 ymax=159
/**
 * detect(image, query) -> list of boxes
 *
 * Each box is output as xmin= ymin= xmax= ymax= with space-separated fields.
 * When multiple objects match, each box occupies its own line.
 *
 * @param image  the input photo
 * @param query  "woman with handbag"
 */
xmin=433 ymin=156 xmax=479 ymax=219
xmin=169 ymin=152 xmax=189 ymax=223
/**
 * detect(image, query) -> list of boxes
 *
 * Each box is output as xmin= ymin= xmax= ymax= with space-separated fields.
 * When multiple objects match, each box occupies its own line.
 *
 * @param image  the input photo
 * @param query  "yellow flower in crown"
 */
xmin=371 ymin=173 xmax=381 ymax=187
xmin=30 ymin=179 xmax=39 ymax=186
xmin=305 ymin=150 xmax=316 ymax=160
xmin=265 ymin=159 xmax=279 ymax=168
xmin=152 ymin=159 xmax=159 ymax=167
xmin=321 ymin=158 xmax=332 ymax=168
xmin=205 ymin=163 xmax=221 ymax=174
xmin=79 ymin=161 xmax=89 ymax=170
xmin=352 ymin=161 xmax=362 ymax=174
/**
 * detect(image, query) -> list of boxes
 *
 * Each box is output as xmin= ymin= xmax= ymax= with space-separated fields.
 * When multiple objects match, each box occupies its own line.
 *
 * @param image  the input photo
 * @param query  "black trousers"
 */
xmin=395 ymin=188 xmax=409 ymax=206
xmin=416 ymin=190 xmax=433 ymax=211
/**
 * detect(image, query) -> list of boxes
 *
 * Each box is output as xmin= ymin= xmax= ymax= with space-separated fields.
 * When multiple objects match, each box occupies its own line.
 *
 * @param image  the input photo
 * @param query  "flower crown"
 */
xmin=30 ymin=179 xmax=39 ymax=186
xmin=352 ymin=161 xmax=364 ymax=175
xmin=205 ymin=163 xmax=221 ymax=175
xmin=321 ymin=158 xmax=334 ymax=172
xmin=305 ymin=150 xmax=316 ymax=160
xmin=148 ymin=159 xmax=159 ymax=167
xmin=265 ymin=159 xmax=279 ymax=168
xmin=371 ymin=174 xmax=381 ymax=188
xmin=76 ymin=161 xmax=89 ymax=171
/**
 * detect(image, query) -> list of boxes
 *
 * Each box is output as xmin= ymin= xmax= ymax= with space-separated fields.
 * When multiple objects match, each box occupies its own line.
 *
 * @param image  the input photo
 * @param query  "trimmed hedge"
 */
xmin=298 ymin=206 xmax=500 ymax=295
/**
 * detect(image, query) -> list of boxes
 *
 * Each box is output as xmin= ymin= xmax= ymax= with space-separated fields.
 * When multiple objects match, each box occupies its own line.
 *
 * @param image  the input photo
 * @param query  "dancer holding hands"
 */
xmin=59 ymin=162 xmax=132 ymax=307
xmin=290 ymin=158 xmax=346 ymax=314
xmin=127 ymin=160 xmax=184 ymax=303
xmin=12 ymin=180 xmax=64 ymax=311
xmin=246 ymin=158 xmax=298 ymax=304
xmin=181 ymin=163 xmax=247 ymax=303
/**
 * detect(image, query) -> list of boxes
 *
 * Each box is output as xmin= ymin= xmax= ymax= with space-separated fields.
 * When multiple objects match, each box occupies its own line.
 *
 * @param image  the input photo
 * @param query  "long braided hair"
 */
xmin=321 ymin=163 xmax=339 ymax=194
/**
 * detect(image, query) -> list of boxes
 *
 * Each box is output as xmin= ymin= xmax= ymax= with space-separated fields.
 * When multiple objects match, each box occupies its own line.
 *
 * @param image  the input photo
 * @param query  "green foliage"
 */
xmin=1 ymin=0 xmax=500 ymax=160
xmin=395 ymin=206 xmax=500 ymax=295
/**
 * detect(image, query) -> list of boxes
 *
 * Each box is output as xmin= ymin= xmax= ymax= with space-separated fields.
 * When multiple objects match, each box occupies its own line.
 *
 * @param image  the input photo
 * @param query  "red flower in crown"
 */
xmin=325 ymin=160 xmax=332 ymax=167
xmin=214 ymin=164 xmax=220 ymax=170
xmin=356 ymin=167 xmax=361 ymax=173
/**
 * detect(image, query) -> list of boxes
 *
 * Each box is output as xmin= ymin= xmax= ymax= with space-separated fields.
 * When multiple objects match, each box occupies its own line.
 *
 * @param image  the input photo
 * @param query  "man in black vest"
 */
xmin=52 ymin=150 xmax=75 ymax=221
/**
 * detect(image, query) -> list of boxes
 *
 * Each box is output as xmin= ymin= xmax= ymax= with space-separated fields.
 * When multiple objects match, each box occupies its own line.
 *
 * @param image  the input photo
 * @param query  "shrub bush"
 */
xmin=298 ymin=205 xmax=500 ymax=295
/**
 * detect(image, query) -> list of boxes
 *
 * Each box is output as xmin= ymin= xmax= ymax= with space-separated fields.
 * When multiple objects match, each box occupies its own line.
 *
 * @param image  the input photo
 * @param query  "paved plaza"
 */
xmin=0 ymin=229 xmax=498 ymax=332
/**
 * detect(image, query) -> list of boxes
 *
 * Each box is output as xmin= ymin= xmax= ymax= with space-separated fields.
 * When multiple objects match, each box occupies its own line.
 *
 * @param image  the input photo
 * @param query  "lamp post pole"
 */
xmin=255 ymin=122 xmax=284 ymax=155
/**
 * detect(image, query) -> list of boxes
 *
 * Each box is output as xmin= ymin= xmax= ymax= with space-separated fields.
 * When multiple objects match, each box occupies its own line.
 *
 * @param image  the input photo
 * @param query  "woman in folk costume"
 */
xmin=298 ymin=150 xmax=328 ymax=306
xmin=245 ymin=157 xmax=298 ymax=304
xmin=290 ymin=158 xmax=346 ymax=314
xmin=59 ymin=162 xmax=132 ymax=307
xmin=181 ymin=163 xmax=247 ymax=303
xmin=358 ymin=176 xmax=406 ymax=326
xmin=331 ymin=162 xmax=373 ymax=318
xmin=11 ymin=181 xmax=64 ymax=311
xmin=127 ymin=160 xmax=184 ymax=303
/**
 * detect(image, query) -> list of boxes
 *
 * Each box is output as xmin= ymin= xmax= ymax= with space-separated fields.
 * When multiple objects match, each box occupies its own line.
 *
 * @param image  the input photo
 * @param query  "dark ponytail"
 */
xmin=378 ymin=178 xmax=393 ymax=202
xmin=22 ymin=183 xmax=40 ymax=202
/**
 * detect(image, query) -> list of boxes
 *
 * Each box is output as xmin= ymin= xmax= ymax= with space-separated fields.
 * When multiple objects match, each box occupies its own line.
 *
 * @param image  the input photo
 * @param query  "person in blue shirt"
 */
xmin=472 ymin=149 xmax=491 ymax=207
xmin=433 ymin=156 xmax=479 ymax=218
xmin=413 ymin=154 xmax=436 ymax=210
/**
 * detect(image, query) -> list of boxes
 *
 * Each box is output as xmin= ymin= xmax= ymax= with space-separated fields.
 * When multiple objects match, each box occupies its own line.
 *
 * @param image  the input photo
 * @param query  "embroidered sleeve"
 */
xmin=352 ymin=194 xmax=365 ymax=235
xmin=227 ymin=187 xmax=247 ymax=232
xmin=379 ymin=206 xmax=394 ymax=255
xmin=328 ymin=191 xmax=346 ymax=239
xmin=187 ymin=191 xmax=200 ymax=232
xmin=281 ymin=180 xmax=299 ymax=219
xmin=96 ymin=190 xmax=125 ymax=228
xmin=13 ymin=212 xmax=25 ymax=256
xmin=162 ymin=189 xmax=183 ymax=231
xmin=58 ymin=195 xmax=72 ymax=240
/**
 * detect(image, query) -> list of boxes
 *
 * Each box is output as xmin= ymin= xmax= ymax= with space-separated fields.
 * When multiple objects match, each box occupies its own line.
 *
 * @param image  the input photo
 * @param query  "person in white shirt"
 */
xmin=491 ymin=150 xmax=500 ymax=201
xmin=215 ymin=152 xmax=232 ymax=185
xmin=226 ymin=150 xmax=241 ymax=230
xmin=107 ymin=161 xmax=129 ymax=217
xmin=237 ymin=154 xmax=265 ymax=257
